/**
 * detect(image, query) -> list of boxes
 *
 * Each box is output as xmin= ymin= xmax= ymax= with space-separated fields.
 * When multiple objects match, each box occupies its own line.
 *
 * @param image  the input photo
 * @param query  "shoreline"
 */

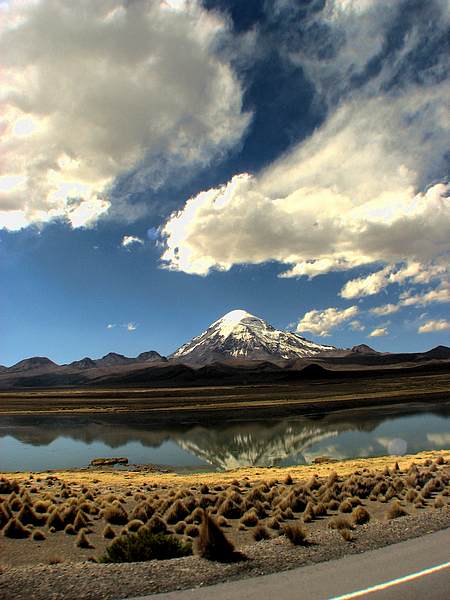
xmin=3 ymin=449 xmax=450 ymax=486
xmin=0 ymin=376 xmax=449 ymax=420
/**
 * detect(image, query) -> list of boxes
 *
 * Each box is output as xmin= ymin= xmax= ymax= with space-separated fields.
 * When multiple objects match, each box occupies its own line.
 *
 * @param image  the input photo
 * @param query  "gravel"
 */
xmin=1 ymin=509 xmax=449 ymax=600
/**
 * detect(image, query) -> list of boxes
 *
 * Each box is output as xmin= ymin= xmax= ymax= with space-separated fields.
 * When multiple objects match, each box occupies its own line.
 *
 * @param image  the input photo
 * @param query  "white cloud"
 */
xmin=0 ymin=0 xmax=249 ymax=230
xmin=106 ymin=323 xmax=116 ymax=329
xmin=340 ymin=262 xmax=447 ymax=300
xmin=126 ymin=322 xmax=137 ymax=332
xmin=349 ymin=320 xmax=365 ymax=331
xmin=121 ymin=235 xmax=144 ymax=248
xmin=296 ymin=306 xmax=358 ymax=336
xmin=401 ymin=283 xmax=450 ymax=308
xmin=161 ymin=99 xmax=450 ymax=277
xmin=340 ymin=267 xmax=391 ymax=299
xmin=370 ymin=304 xmax=400 ymax=316
xmin=368 ymin=327 xmax=388 ymax=337
xmin=418 ymin=319 xmax=450 ymax=334
xmin=160 ymin=1 xmax=449 ymax=286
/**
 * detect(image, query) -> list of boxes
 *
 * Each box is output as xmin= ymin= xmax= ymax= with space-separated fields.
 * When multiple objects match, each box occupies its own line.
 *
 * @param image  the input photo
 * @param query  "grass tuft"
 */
xmin=283 ymin=523 xmax=308 ymax=546
xmin=195 ymin=510 xmax=243 ymax=563
xmin=386 ymin=501 xmax=408 ymax=520
xmin=253 ymin=525 xmax=271 ymax=541
xmin=3 ymin=518 xmax=30 ymax=539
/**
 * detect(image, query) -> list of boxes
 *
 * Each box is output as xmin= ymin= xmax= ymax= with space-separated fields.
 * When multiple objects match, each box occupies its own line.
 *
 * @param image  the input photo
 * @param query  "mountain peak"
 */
xmin=172 ymin=309 xmax=336 ymax=364
xmin=218 ymin=309 xmax=254 ymax=324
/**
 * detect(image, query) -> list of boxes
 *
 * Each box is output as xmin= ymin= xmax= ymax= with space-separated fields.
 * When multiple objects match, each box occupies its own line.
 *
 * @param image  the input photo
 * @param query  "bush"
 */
xmin=387 ymin=501 xmax=408 ymax=520
xmin=253 ymin=525 xmax=271 ymax=541
xmin=32 ymin=529 xmax=46 ymax=541
xmin=103 ymin=524 xmax=116 ymax=539
xmin=351 ymin=506 xmax=370 ymax=525
xmin=99 ymin=529 xmax=191 ymax=563
xmin=76 ymin=530 xmax=94 ymax=549
xmin=3 ymin=518 xmax=30 ymax=539
xmin=195 ymin=511 xmax=242 ymax=562
xmin=103 ymin=502 xmax=128 ymax=525
xmin=0 ymin=478 xmax=20 ymax=494
xmin=283 ymin=523 xmax=307 ymax=546
xmin=146 ymin=515 xmax=167 ymax=534
xmin=339 ymin=499 xmax=353 ymax=513
xmin=185 ymin=524 xmax=199 ymax=538
xmin=166 ymin=500 xmax=189 ymax=524
xmin=240 ymin=509 xmax=259 ymax=527
xmin=47 ymin=508 xmax=65 ymax=531
xmin=339 ymin=528 xmax=353 ymax=542
xmin=328 ymin=516 xmax=353 ymax=531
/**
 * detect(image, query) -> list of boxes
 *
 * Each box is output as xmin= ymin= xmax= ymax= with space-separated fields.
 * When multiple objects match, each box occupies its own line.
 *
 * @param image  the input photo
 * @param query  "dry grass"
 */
xmin=283 ymin=523 xmax=308 ymax=546
xmin=195 ymin=511 xmax=242 ymax=562
xmin=386 ymin=501 xmax=408 ymax=520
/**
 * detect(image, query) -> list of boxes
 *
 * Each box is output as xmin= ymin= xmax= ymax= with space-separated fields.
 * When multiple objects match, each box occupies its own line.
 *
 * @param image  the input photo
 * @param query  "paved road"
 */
xmin=130 ymin=528 xmax=450 ymax=600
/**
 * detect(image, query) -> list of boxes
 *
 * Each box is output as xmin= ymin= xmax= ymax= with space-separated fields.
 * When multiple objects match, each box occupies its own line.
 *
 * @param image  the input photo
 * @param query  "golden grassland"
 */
xmin=1 ymin=450 xmax=449 ymax=566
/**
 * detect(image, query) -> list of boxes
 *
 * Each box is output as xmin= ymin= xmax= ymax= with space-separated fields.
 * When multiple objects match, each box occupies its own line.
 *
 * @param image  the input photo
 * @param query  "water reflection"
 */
xmin=1 ymin=403 xmax=449 ymax=471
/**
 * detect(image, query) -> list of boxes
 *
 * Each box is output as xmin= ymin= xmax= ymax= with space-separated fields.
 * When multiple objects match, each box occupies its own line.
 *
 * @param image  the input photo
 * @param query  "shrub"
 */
xmin=328 ymin=499 xmax=340 ymax=511
xmin=0 ymin=503 xmax=12 ymax=529
xmin=435 ymin=456 xmax=445 ymax=465
xmin=47 ymin=509 xmax=65 ymax=531
xmin=174 ymin=521 xmax=187 ymax=534
xmin=266 ymin=516 xmax=280 ymax=530
xmin=103 ymin=524 xmax=116 ymax=539
xmin=328 ymin=516 xmax=353 ymax=531
xmin=0 ymin=478 xmax=20 ymax=494
xmin=253 ymin=525 xmax=271 ymax=541
xmin=32 ymin=529 xmax=46 ymax=541
xmin=351 ymin=506 xmax=370 ymax=525
xmin=34 ymin=500 xmax=50 ymax=514
xmin=284 ymin=474 xmax=293 ymax=485
xmin=387 ymin=501 xmax=408 ymax=520
xmin=166 ymin=500 xmax=189 ymax=525
xmin=339 ymin=499 xmax=353 ymax=513
xmin=185 ymin=524 xmax=199 ymax=538
xmin=314 ymin=502 xmax=327 ymax=517
xmin=146 ymin=515 xmax=167 ymax=534
xmin=339 ymin=528 xmax=353 ymax=541
xmin=76 ymin=530 xmax=94 ymax=549
xmin=103 ymin=502 xmax=128 ymax=525
xmin=406 ymin=489 xmax=418 ymax=503
xmin=64 ymin=524 xmax=76 ymax=535
xmin=127 ymin=519 xmax=145 ymax=532
xmin=3 ymin=518 xmax=30 ymax=538
xmin=100 ymin=529 xmax=191 ymax=563
xmin=199 ymin=484 xmax=209 ymax=494
xmin=240 ymin=509 xmax=259 ymax=527
xmin=216 ymin=515 xmax=229 ymax=527
xmin=190 ymin=507 xmax=204 ymax=524
xmin=434 ymin=496 xmax=445 ymax=509
xmin=73 ymin=510 xmax=89 ymax=531
xmin=195 ymin=511 xmax=242 ymax=562
xmin=283 ymin=523 xmax=307 ymax=546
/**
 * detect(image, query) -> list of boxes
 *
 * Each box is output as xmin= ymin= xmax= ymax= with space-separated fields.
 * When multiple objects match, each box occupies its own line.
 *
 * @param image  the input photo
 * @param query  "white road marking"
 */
xmin=329 ymin=560 xmax=450 ymax=599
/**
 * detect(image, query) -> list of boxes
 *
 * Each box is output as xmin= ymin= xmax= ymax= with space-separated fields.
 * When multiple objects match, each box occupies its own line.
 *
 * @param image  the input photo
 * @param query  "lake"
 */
xmin=1 ymin=402 xmax=449 ymax=472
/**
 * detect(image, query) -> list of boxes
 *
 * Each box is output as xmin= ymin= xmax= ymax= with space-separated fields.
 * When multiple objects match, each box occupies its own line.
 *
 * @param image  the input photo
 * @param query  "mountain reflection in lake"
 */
xmin=1 ymin=403 xmax=449 ymax=471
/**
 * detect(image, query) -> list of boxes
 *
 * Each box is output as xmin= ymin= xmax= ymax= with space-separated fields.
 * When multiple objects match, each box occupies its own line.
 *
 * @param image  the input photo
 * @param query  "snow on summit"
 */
xmin=171 ymin=309 xmax=336 ymax=364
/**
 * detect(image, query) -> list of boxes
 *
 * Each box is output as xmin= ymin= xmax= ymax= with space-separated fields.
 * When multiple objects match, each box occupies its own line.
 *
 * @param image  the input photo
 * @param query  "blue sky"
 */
xmin=1 ymin=0 xmax=449 ymax=366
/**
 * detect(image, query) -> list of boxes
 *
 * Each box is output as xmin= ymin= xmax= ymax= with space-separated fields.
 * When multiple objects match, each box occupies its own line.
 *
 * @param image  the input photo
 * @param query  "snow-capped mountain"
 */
xmin=171 ymin=309 xmax=336 ymax=364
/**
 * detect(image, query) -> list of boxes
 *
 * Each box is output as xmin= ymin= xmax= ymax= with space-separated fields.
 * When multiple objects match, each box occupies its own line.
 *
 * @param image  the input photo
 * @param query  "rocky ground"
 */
xmin=1 ymin=450 xmax=449 ymax=599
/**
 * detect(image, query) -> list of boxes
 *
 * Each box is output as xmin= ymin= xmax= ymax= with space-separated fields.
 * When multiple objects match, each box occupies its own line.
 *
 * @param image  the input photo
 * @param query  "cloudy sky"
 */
xmin=1 ymin=0 xmax=449 ymax=365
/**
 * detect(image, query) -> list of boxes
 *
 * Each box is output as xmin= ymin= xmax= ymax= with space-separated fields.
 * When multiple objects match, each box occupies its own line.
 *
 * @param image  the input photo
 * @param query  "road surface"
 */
xmin=129 ymin=528 xmax=450 ymax=600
